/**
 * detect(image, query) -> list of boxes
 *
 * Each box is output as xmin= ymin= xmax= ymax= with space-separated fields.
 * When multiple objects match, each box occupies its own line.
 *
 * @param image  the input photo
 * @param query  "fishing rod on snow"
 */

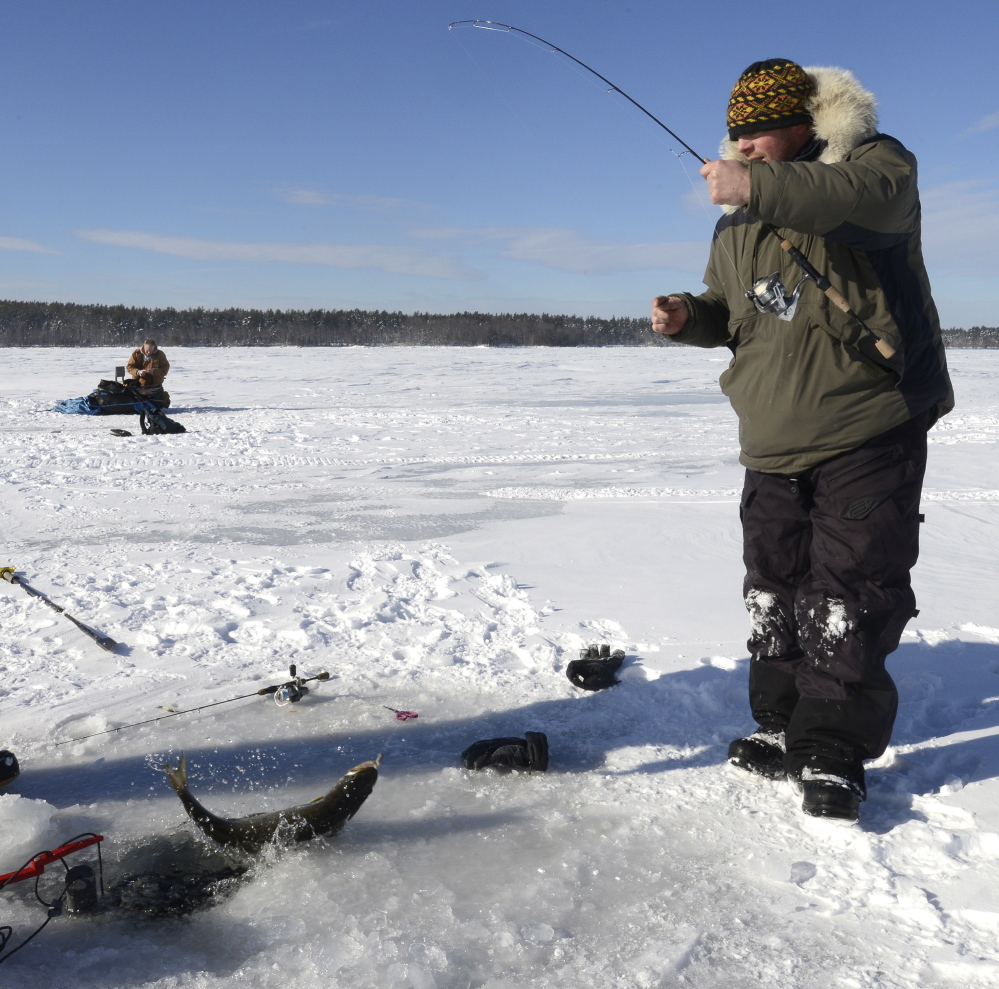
xmin=56 ymin=664 xmax=419 ymax=746
xmin=449 ymin=20 xmax=896 ymax=362
xmin=0 ymin=567 xmax=118 ymax=653
xmin=57 ymin=665 xmax=332 ymax=746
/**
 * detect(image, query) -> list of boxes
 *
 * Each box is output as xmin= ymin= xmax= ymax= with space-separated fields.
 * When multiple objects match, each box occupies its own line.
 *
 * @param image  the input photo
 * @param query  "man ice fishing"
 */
xmin=652 ymin=59 xmax=953 ymax=821
xmin=126 ymin=338 xmax=170 ymax=388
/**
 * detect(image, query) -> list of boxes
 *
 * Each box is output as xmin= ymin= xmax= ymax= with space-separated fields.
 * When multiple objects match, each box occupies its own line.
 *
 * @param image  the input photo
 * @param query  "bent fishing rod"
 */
xmin=449 ymin=20 xmax=896 ymax=362
xmin=1 ymin=567 xmax=118 ymax=653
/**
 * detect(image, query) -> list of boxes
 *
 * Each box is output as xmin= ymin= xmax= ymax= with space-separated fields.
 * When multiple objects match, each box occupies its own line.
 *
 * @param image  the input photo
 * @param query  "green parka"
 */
xmin=671 ymin=67 xmax=953 ymax=474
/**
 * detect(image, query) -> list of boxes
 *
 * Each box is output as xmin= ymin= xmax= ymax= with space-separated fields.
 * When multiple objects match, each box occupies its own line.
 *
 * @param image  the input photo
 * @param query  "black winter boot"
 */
xmin=727 ymin=729 xmax=786 ymax=780
xmin=799 ymin=769 xmax=863 ymax=822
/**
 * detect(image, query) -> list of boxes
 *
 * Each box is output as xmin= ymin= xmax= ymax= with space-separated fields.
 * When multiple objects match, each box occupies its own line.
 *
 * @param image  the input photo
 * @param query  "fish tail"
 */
xmin=162 ymin=751 xmax=187 ymax=793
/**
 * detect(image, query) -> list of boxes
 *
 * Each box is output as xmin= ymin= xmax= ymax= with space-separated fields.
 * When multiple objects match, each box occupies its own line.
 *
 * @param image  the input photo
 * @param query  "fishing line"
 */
xmin=448 ymin=20 xmax=897 ymax=360
xmin=449 ymin=20 xmax=702 ymax=230
xmin=450 ymin=19 xmax=747 ymax=302
xmin=448 ymin=28 xmax=579 ymax=199
xmin=450 ymin=21 xmax=702 ymax=158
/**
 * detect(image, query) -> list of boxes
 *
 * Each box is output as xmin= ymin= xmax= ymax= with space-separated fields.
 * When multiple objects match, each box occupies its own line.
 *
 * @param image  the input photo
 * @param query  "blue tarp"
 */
xmin=53 ymin=396 xmax=100 ymax=415
xmin=53 ymin=397 xmax=155 ymax=415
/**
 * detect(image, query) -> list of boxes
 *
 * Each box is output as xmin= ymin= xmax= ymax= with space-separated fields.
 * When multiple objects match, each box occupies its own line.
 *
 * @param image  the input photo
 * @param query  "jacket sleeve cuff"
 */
xmin=671 ymin=292 xmax=733 ymax=348
xmin=663 ymin=293 xmax=697 ymax=342
xmin=746 ymin=161 xmax=789 ymax=224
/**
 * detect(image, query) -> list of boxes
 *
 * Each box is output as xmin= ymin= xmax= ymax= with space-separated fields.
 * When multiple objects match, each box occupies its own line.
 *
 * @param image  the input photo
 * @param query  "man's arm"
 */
xmin=747 ymin=139 xmax=917 ymax=239
xmin=652 ymin=239 xmax=733 ymax=348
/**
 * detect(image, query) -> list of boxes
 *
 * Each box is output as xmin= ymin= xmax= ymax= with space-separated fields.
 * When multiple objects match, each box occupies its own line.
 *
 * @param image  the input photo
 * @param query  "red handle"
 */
xmin=0 ymin=834 xmax=104 ymax=886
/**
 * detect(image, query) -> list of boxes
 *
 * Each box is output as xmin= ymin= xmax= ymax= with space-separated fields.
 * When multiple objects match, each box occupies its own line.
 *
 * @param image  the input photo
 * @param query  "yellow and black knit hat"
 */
xmin=727 ymin=58 xmax=815 ymax=140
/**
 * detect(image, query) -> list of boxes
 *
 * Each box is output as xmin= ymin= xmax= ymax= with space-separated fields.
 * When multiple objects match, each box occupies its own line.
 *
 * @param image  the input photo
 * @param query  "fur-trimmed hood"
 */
xmin=720 ymin=66 xmax=879 ymax=165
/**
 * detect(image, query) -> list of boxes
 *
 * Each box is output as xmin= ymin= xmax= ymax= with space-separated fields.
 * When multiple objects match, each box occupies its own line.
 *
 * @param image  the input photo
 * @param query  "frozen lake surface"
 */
xmin=1 ymin=346 xmax=998 ymax=988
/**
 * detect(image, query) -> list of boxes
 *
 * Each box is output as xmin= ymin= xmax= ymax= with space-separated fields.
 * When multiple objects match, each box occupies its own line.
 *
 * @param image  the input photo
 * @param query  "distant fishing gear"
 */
xmin=449 ymin=20 xmax=896 ymax=362
xmin=0 ymin=567 xmax=118 ymax=652
xmin=0 ymin=834 xmax=105 ymax=966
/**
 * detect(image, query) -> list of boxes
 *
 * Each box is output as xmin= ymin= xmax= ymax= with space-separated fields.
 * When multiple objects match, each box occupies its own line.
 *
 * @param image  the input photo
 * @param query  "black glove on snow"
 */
xmin=461 ymin=731 xmax=548 ymax=772
xmin=566 ymin=644 xmax=625 ymax=690
xmin=0 ymin=750 xmax=20 ymax=788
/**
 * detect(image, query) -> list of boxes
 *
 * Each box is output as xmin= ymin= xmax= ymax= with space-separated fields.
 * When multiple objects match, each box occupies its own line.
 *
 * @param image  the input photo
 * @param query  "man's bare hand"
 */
xmin=699 ymin=159 xmax=751 ymax=206
xmin=651 ymin=295 xmax=688 ymax=336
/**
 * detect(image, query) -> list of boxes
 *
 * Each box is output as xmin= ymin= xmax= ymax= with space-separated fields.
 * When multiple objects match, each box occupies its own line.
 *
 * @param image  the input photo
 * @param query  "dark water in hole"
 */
xmin=105 ymin=833 xmax=250 ymax=918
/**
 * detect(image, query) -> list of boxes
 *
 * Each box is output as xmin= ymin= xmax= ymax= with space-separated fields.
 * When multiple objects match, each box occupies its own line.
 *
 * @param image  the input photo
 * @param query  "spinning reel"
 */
xmin=263 ymin=665 xmax=330 ymax=707
xmin=746 ymin=272 xmax=810 ymax=321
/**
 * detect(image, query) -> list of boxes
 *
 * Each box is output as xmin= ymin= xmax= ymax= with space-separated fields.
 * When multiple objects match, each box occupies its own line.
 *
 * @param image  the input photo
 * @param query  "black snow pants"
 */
xmin=740 ymin=413 xmax=929 ymax=788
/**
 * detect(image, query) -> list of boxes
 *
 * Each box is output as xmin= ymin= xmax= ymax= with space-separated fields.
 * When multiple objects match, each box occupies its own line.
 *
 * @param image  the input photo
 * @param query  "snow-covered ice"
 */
xmin=1 ymin=346 xmax=998 ymax=987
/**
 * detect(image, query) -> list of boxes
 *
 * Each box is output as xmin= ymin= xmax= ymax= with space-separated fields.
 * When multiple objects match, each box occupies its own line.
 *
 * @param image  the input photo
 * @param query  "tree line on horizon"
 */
xmin=0 ymin=299 xmax=995 ymax=348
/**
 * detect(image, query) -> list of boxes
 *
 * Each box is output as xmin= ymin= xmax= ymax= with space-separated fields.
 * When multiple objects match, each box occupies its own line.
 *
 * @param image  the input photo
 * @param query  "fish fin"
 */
xmin=162 ymin=751 xmax=187 ymax=793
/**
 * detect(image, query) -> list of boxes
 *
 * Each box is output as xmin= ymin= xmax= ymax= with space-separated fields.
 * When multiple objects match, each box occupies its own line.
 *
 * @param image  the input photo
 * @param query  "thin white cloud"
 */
xmin=410 ymin=226 xmax=707 ymax=275
xmin=922 ymin=180 xmax=999 ymax=275
xmin=966 ymin=111 xmax=999 ymax=135
xmin=76 ymin=229 xmax=482 ymax=281
xmin=501 ymin=229 xmax=707 ymax=275
xmin=0 ymin=236 xmax=56 ymax=254
xmin=277 ymin=188 xmax=433 ymax=211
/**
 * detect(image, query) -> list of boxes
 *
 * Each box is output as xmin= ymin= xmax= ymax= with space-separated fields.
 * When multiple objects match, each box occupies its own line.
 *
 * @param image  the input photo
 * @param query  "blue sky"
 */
xmin=1 ymin=0 xmax=996 ymax=325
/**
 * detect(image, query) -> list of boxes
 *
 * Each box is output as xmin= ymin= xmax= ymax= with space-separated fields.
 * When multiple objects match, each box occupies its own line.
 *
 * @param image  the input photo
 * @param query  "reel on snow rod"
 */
xmin=58 ymin=664 xmax=417 ymax=746
xmin=746 ymin=272 xmax=810 ymax=321
xmin=262 ymin=664 xmax=328 ymax=707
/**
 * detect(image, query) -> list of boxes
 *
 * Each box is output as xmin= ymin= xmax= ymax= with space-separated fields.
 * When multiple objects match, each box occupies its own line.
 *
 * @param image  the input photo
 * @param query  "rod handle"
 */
xmin=822 ymin=285 xmax=897 ymax=359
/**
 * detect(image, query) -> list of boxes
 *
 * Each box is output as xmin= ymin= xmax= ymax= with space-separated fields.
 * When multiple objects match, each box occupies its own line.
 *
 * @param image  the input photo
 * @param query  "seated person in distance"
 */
xmin=126 ymin=338 xmax=170 ymax=388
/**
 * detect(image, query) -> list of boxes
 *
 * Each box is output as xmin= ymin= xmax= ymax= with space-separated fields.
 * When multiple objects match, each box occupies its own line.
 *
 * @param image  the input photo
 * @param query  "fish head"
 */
xmin=337 ymin=758 xmax=380 ymax=821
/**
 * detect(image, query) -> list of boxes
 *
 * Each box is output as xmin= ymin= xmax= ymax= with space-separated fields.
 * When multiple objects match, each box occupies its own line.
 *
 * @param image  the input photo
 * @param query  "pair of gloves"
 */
xmin=461 ymin=731 xmax=548 ymax=772
xmin=460 ymin=644 xmax=625 ymax=772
